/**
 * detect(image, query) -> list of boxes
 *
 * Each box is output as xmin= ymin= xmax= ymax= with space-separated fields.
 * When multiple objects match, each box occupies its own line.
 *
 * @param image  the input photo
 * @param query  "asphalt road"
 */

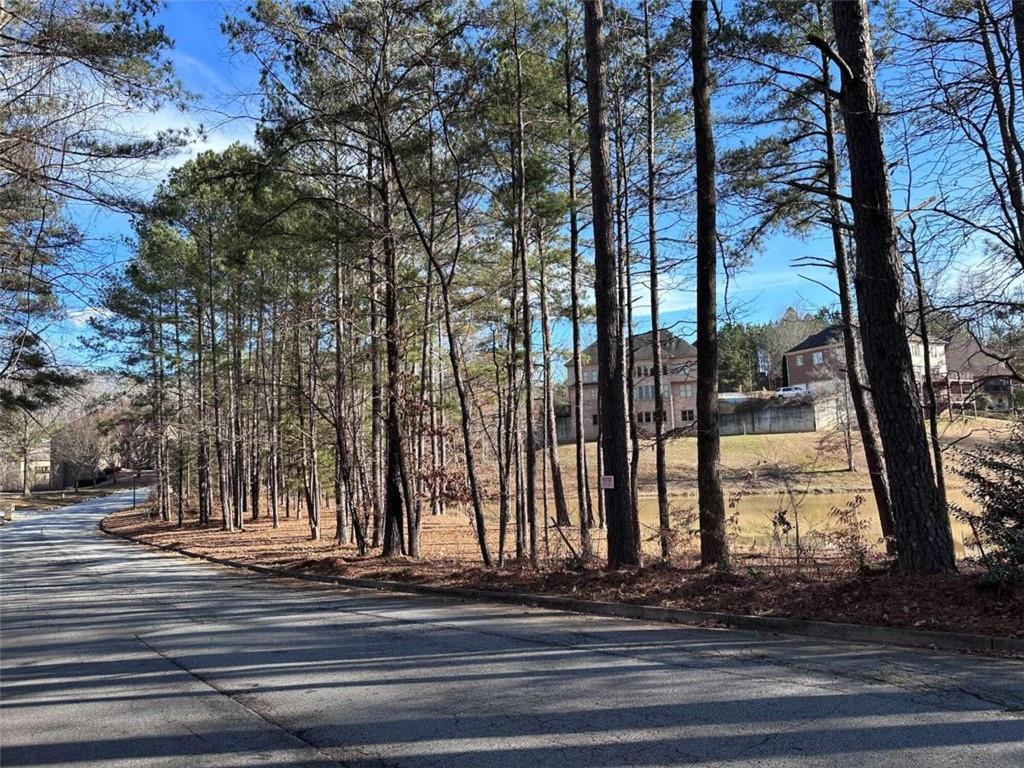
xmin=2 ymin=492 xmax=1023 ymax=767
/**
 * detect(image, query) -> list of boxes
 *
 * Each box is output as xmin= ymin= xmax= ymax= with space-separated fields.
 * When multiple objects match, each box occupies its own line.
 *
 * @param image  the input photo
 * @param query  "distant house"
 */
xmin=784 ymin=325 xmax=947 ymax=397
xmin=783 ymin=326 xmax=848 ymax=392
xmin=0 ymin=438 xmax=56 ymax=493
xmin=564 ymin=329 xmax=698 ymax=442
xmin=944 ymin=336 xmax=1021 ymax=413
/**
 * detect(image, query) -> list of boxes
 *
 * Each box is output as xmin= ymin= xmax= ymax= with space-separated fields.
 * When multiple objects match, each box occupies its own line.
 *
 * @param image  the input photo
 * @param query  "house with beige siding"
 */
xmin=565 ymin=329 xmax=698 ymax=443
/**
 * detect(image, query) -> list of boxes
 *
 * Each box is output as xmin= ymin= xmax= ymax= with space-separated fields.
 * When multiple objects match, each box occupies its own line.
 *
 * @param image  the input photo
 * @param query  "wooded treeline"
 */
xmin=8 ymin=0 xmax=1022 ymax=575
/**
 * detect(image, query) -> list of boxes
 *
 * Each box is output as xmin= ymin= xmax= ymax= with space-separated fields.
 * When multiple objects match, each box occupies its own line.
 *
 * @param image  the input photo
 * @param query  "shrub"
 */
xmin=827 ymin=495 xmax=871 ymax=572
xmin=953 ymin=421 xmax=1024 ymax=583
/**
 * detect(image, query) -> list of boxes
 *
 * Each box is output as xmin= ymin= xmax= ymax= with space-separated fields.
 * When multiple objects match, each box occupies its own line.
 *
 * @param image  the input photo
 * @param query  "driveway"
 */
xmin=2 ymin=492 xmax=1022 ymax=767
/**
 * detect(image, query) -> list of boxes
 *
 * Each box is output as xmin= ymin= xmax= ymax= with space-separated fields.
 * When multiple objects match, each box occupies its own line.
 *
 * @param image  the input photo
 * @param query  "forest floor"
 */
xmin=103 ymin=504 xmax=1024 ymax=640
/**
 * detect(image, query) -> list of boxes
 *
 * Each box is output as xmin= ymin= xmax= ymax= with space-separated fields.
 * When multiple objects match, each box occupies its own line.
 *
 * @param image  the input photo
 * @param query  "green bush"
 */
xmin=954 ymin=421 xmax=1024 ymax=583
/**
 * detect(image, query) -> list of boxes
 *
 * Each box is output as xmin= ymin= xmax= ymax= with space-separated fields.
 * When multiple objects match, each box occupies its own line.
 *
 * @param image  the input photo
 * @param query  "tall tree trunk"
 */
xmin=20 ymin=422 xmax=30 ymax=496
xmin=691 ymin=0 xmax=728 ymax=568
xmin=152 ymin=307 xmax=169 ymax=522
xmin=515 ymin=421 xmax=527 ymax=561
xmin=195 ymin=295 xmax=211 ymax=526
xmin=506 ymin=243 xmax=524 ymax=562
xmin=231 ymin=294 xmax=244 ymax=531
xmin=644 ymin=0 xmax=670 ymax=560
xmin=570 ymin=249 xmax=593 ymax=541
xmin=380 ymin=93 xmax=492 ymax=566
xmin=368 ymin=147 xmax=384 ymax=549
xmin=306 ymin=325 xmax=320 ymax=541
xmin=438 ymin=290 xmax=493 ymax=566
xmin=907 ymin=216 xmax=949 ymax=515
xmin=174 ymin=293 xmax=185 ymax=527
xmin=268 ymin=300 xmax=280 ymax=529
xmin=500 ymin=296 xmax=520 ymax=564
xmin=512 ymin=13 xmax=538 ymax=567
xmin=538 ymin=228 xmax=571 ymax=527
xmin=296 ymin=312 xmax=320 ymax=541
xmin=249 ymin=306 xmax=261 ymax=523
xmin=564 ymin=7 xmax=593 ymax=552
xmin=494 ymin=335 xmax=510 ymax=565
xmin=830 ymin=0 xmax=955 ymax=574
xmin=613 ymin=82 xmax=641 ymax=536
xmin=333 ymin=236 xmax=354 ymax=546
xmin=206 ymin=235 xmax=229 ymax=531
xmin=583 ymin=0 xmax=641 ymax=567
xmin=817 ymin=38 xmax=896 ymax=553
xmin=411 ymin=263 xmax=432 ymax=557
xmin=380 ymin=135 xmax=410 ymax=558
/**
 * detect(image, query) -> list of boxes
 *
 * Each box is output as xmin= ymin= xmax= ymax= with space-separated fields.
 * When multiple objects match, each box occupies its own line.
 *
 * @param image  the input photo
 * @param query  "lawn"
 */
xmin=0 ymin=470 xmax=154 ymax=514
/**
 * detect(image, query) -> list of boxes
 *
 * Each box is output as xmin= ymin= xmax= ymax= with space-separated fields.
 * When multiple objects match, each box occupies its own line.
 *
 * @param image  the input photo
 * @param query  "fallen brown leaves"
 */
xmin=103 ymin=507 xmax=1023 ymax=640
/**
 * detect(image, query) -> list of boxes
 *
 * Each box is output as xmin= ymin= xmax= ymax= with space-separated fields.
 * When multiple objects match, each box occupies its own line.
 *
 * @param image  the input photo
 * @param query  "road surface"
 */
xmin=2 ymin=492 xmax=1023 ymax=767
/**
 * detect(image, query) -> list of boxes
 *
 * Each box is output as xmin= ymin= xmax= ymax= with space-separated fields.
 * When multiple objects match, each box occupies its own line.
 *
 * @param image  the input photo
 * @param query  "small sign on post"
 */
xmin=600 ymin=475 xmax=615 ymax=490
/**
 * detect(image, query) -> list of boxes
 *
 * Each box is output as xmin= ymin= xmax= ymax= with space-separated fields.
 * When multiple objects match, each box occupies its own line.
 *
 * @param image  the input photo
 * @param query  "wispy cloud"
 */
xmin=117 ymin=103 xmax=257 ymax=189
xmin=66 ymin=306 xmax=112 ymax=327
xmin=170 ymin=49 xmax=235 ymax=96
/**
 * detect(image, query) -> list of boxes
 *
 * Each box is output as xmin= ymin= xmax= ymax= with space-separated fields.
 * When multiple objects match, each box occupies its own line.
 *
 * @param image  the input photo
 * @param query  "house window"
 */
xmin=681 ymin=409 xmax=695 ymax=422
xmin=812 ymin=351 xmax=824 ymax=365
xmin=635 ymin=384 xmax=656 ymax=401
xmin=592 ymin=414 xmax=598 ymax=426
xmin=679 ymin=383 xmax=694 ymax=398
xmin=795 ymin=354 xmax=804 ymax=367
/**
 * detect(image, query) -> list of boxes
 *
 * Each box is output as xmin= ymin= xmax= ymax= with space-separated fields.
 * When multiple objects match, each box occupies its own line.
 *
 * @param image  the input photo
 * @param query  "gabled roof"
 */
xmin=946 ymin=335 xmax=1015 ymax=378
xmin=580 ymin=329 xmax=696 ymax=363
xmin=785 ymin=325 xmax=843 ymax=354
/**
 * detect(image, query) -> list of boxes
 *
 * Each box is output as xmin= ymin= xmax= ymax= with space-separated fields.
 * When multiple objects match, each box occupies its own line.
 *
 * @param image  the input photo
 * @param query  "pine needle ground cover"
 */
xmin=104 ymin=505 xmax=1023 ymax=642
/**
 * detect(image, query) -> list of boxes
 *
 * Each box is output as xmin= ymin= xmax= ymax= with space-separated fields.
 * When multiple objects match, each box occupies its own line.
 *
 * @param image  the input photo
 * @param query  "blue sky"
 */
xmin=59 ymin=0 xmax=840 ymax=369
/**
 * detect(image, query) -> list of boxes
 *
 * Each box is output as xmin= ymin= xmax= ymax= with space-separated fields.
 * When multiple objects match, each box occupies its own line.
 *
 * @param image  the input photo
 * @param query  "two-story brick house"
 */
xmin=783 ymin=324 xmax=948 ymax=394
xmin=565 ymin=329 xmax=698 ymax=442
xmin=783 ymin=326 xmax=848 ymax=391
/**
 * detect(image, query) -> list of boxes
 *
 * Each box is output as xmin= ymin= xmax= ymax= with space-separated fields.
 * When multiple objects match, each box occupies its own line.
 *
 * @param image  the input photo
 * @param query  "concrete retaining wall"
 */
xmin=720 ymin=397 xmax=839 ymax=435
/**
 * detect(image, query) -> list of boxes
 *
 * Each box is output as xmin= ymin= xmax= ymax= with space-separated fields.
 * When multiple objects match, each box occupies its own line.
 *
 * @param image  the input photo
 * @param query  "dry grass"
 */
xmin=553 ymin=416 xmax=1011 ymax=499
xmin=1 ymin=471 xmax=154 ymax=513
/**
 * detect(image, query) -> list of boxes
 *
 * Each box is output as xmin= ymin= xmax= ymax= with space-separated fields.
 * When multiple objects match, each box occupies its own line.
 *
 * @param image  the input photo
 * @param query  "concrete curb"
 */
xmin=99 ymin=519 xmax=1024 ymax=657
